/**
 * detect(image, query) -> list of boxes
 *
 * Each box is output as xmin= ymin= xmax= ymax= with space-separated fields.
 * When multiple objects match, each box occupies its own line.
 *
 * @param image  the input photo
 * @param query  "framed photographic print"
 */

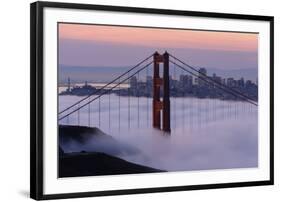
xmin=30 ymin=1 xmax=274 ymax=200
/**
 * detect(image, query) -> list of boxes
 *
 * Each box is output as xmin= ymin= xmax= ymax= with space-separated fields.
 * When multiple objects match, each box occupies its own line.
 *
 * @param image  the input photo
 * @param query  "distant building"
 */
xmin=187 ymin=75 xmax=193 ymax=88
xmin=199 ymin=68 xmax=207 ymax=75
xmin=179 ymin=75 xmax=186 ymax=88
xmin=67 ymin=77 xmax=71 ymax=92
xmin=194 ymin=77 xmax=199 ymax=86
xmin=180 ymin=74 xmax=192 ymax=90
xmin=227 ymin=78 xmax=235 ymax=87
xmin=169 ymin=75 xmax=178 ymax=89
xmin=130 ymin=76 xmax=137 ymax=89
xmin=146 ymin=76 xmax=153 ymax=87
xmin=198 ymin=68 xmax=207 ymax=87
xmin=238 ymin=77 xmax=245 ymax=88
xmin=212 ymin=73 xmax=222 ymax=84
xmin=245 ymin=80 xmax=253 ymax=88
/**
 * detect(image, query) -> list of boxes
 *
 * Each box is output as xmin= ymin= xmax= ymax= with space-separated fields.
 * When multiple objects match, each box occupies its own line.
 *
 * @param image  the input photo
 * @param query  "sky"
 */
xmin=58 ymin=23 xmax=258 ymax=70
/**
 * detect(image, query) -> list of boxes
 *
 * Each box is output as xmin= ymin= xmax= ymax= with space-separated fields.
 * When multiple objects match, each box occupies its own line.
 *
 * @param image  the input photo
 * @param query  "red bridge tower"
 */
xmin=153 ymin=51 xmax=171 ymax=133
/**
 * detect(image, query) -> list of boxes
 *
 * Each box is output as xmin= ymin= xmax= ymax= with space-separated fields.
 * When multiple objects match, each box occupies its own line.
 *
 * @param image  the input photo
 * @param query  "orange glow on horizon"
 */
xmin=59 ymin=23 xmax=258 ymax=52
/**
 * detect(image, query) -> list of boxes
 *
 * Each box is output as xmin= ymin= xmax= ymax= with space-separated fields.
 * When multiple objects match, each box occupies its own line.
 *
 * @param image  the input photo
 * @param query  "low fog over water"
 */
xmin=59 ymin=94 xmax=258 ymax=171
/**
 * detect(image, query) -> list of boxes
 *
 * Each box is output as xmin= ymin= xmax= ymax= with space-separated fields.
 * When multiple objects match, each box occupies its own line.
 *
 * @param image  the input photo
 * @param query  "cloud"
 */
xmin=59 ymin=94 xmax=258 ymax=171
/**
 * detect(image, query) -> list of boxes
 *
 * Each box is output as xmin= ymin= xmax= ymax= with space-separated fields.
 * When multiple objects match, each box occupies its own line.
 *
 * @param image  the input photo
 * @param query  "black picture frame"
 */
xmin=30 ymin=1 xmax=274 ymax=200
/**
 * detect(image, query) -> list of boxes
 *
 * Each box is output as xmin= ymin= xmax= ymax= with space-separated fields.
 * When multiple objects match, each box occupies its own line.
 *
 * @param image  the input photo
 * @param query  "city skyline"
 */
xmin=61 ymin=67 xmax=258 ymax=103
xmin=59 ymin=65 xmax=258 ymax=84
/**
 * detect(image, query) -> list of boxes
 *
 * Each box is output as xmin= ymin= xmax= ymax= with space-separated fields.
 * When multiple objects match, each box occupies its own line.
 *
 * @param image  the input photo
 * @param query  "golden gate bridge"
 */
xmin=58 ymin=51 xmax=258 ymax=133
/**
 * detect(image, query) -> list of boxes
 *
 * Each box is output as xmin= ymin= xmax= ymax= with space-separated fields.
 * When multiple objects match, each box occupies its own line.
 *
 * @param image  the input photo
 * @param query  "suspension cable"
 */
xmin=170 ymin=60 xmax=258 ymax=106
xmin=59 ymin=61 xmax=153 ymax=120
xmin=77 ymin=103 xmax=80 ymax=126
xmin=169 ymin=54 xmax=258 ymax=105
xmin=59 ymin=53 xmax=154 ymax=115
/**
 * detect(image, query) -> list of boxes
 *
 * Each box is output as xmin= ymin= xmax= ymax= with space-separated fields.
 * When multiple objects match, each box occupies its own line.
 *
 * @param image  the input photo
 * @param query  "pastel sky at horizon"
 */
xmin=58 ymin=23 xmax=258 ymax=69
